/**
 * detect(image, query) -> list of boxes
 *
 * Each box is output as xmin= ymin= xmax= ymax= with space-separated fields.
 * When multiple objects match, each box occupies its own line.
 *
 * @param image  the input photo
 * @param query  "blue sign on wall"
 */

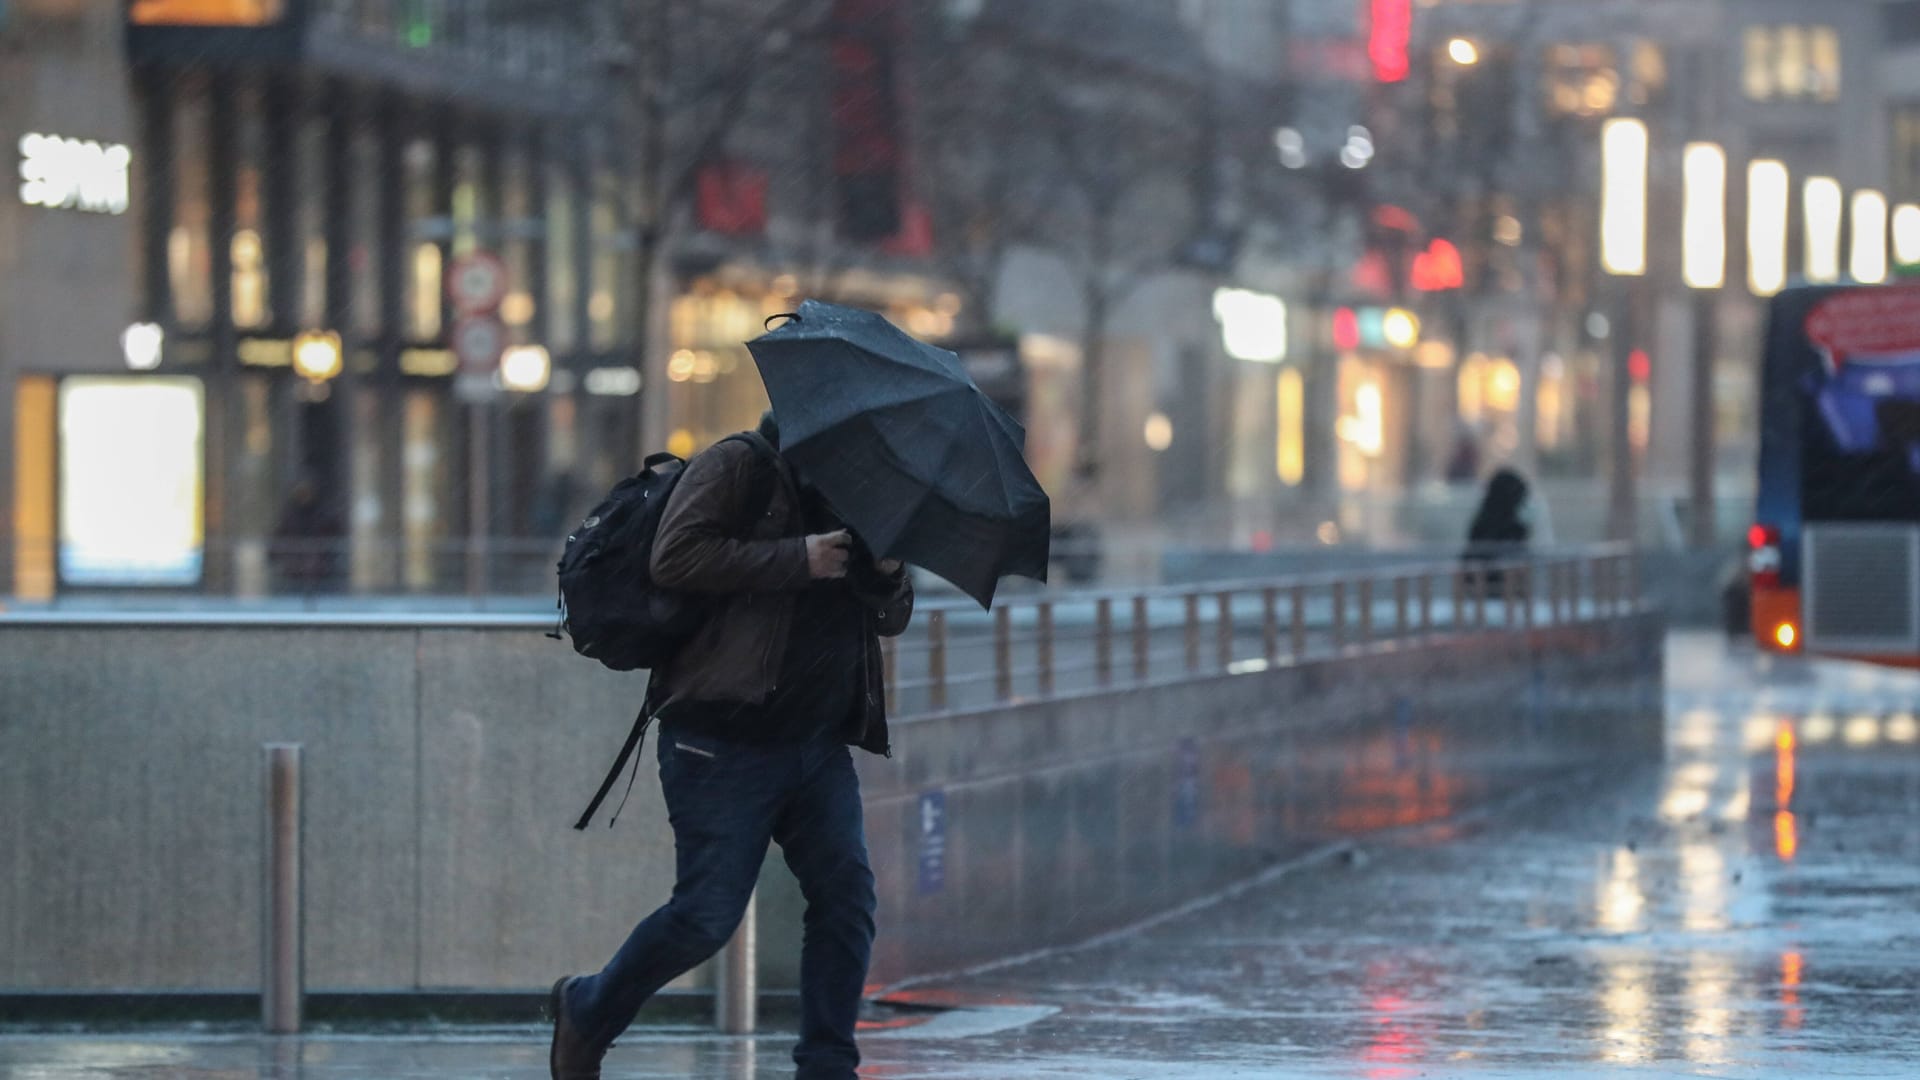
xmin=917 ymin=790 xmax=946 ymax=895
xmin=1172 ymin=738 xmax=1201 ymax=830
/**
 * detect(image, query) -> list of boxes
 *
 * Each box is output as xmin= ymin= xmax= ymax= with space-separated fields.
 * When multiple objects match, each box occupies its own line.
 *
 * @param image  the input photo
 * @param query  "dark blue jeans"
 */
xmin=567 ymin=729 xmax=877 ymax=1080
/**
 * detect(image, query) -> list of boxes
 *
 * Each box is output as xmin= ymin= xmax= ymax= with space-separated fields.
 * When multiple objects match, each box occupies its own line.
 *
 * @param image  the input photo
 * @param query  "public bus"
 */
xmin=1750 ymin=281 xmax=1920 ymax=664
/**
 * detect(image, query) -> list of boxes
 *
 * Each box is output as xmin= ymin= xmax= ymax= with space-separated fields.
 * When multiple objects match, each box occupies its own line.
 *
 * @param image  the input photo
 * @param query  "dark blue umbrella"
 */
xmin=748 ymin=299 xmax=1050 ymax=607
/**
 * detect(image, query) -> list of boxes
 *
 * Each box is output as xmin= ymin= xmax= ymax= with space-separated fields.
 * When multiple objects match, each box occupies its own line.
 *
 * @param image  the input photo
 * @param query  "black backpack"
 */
xmin=550 ymin=431 xmax=779 ymax=828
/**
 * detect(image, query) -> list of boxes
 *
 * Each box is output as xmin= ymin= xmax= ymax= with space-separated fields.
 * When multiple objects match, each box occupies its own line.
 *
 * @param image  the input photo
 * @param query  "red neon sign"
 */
xmin=1411 ymin=238 xmax=1464 ymax=292
xmin=1369 ymin=0 xmax=1411 ymax=83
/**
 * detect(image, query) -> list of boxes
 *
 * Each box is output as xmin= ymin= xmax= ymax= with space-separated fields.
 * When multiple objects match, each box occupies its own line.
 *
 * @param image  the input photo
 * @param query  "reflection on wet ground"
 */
xmin=5 ymin=633 xmax=1919 ymax=1078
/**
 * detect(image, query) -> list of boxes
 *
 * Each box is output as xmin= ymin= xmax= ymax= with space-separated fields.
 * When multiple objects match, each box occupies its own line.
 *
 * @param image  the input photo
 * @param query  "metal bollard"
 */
xmin=1184 ymin=594 xmax=1201 ymax=672
xmin=1133 ymin=595 xmax=1150 ymax=681
xmin=1037 ymin=601 xmax=1055 ymax=697
xmin=263 ymin=743 xmax=303 ymax=1035
xmin=715 ymin=891 xmax=756 ymax=1034
xmin=1095 ymin=597 xmax=1114 ymax=686
xmin=1215 ymin=592 xmax=1233 ymax=670
xmin=1262 ymin=587 xmax=1279 ymax=663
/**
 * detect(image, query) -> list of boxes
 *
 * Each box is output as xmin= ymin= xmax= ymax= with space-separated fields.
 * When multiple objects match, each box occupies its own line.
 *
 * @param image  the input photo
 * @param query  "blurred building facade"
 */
xmin=2 ymin=0 xmax=1914 ymax=601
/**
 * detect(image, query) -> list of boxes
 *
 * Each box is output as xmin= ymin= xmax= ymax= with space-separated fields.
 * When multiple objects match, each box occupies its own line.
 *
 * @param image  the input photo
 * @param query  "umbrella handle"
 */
xmin=764 ymin=312 xmax=800 ymax=331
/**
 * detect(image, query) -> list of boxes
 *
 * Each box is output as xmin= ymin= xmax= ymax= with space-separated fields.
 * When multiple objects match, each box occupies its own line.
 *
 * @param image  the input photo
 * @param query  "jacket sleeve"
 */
xmin=650 ymin=441 xmax=811 ymax=594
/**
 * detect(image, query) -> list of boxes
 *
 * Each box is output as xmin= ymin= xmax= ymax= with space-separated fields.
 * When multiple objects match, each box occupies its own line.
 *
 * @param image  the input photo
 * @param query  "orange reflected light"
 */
xmin=1775 ymin=810 xmax=1798 ymax=862
xmin=1781 ymin=951 xmax=1804 ymax=1032
xmin=1776 ymin=725 xmax=1796 ymax=810
xmin=1773 ymin=622 xmax=1797 ymax=649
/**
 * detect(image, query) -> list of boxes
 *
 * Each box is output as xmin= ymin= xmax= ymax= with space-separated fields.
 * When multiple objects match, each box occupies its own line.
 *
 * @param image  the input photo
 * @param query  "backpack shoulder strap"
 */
xmin=720 ymin=430 xmax=784 ymax=526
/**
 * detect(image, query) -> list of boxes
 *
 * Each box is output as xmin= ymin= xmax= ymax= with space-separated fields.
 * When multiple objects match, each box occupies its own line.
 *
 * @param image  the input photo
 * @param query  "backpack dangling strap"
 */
xmin=573 ymin=707 xmax=653 ymax=831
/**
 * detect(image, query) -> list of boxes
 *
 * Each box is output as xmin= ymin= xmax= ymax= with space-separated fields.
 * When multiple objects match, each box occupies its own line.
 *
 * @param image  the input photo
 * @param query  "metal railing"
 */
xmin=881 ymin=546 xmax=1640 ymax=719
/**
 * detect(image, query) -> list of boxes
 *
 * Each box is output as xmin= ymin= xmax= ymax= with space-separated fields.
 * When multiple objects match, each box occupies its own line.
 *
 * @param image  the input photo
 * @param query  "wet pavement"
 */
xmin=7 ymin=632 xmax=1920 ymax=1078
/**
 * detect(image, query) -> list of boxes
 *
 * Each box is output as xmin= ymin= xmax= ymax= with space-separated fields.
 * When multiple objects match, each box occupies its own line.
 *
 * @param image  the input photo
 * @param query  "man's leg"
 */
xmin=567 ymin=736 xmax=792 ymax=1050
xmin=772 ymin=742 xmax=878 ymax=1080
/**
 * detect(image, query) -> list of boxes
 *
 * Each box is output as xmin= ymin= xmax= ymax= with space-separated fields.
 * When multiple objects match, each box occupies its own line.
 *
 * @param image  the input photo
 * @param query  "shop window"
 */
xmin=590 ymin=169 xmax=621 ymax=351
xmin=13 ymin=375 xmax=58 ymax=600
xmin=410 ymin=243 xmax=442 ymax=340
xmin=501 ymin=149 xmax=537 ymax=338
xmin=547 ymin=164 xmax=578 ymax=352
xmin=233 ymin=98 xmax=270 ymax=329
xmin=402 ymin=389 xmax=447 ymax=590
xmin=170 ymin=94 xmax=214 ymax=328
xmin=1744 ymin=25 xmax=1841 ymax=102
xmin=403 ymin=138 xmax=440 ymax=341
xmin=1276 ymin=367 xmax=1304 ymax=486
xmin=451 ymin=144 xmax=484 ymax=260
xmin=1893 ymin=109 xmax=1920 ymax=202
xmin=297 ymin=118 xmax=328 ymax=329
xmin=349 ymin=131 xmax=382 ymax=339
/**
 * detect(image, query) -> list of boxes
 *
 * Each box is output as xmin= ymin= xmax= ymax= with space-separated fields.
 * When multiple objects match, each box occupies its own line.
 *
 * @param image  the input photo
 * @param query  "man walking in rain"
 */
xmin=549 ymin=410 xmax=914 ymax=1080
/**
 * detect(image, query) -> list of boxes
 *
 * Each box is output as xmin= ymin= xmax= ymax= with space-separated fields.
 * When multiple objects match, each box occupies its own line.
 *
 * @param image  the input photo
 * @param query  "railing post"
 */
xmin=993 ymin=606 xmax=1012 ymax=702
xmin=1262 ymin=587 xmax=1279 ymax=663
xmin=715 ymin=891 xmax=757 ymax=1034
xmin=1356 ymin=579 xmax=1373 ymax=643
xmin=1290 ymin=583 xmax=1307 ymax=657
xmin=928 ymin=610 xmax=948 ymax=713
xmin=1331 ymin=581 xmax=1347 ymax=647
xmin=1037 ymin=601 xmax=1055 ymax=697
xmin=1473 ymin=572 xmax=1488 ymax=628
xmin=1133 ymin=595 xmax=1151 ymax=681
xmin=1626 ymin=550 xmax=1642 ymax=608
xmin=1451 ymin=570 xmax=1466 ymax=632
xmin=1503 ymin=565 xmax=1520 ymax=626
xmin=1394 ymin=576 xmax=1409 ymax=638
xmin=262 ymin=743 xmax=303 ymax=1035
xmin=1095 ymin=597 xmax=1114 ymax=686
xmin=1418 ymin=573 xmax=1433 ymax=634
xmin=1184 ymin=593 xmax=1201 ymax=673
xmin=1216 ymin=592 xmax=1233 ymax=670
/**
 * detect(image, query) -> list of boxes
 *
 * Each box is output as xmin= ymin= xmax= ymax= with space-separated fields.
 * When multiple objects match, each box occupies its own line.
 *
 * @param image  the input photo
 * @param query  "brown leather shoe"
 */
xmin=549 ymin=976 xmax=604 ymax=1080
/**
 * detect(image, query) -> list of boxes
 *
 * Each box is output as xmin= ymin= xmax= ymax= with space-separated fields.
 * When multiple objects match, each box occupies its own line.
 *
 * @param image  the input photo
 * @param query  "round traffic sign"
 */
xmin=447 ymin=251 xmax=509 ymax=315
xmin=451 ymin=315 xmax=507 ymax=374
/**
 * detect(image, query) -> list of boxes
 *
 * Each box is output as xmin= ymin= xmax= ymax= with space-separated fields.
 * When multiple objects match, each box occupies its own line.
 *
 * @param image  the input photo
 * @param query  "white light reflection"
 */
xmin=1679 ymin=842 xmax=1727 ymax=932
xmin=1597 ymin=847 xmax=1645 ymax=934
xmin=1802 ymin=713 xmax=1837 ymax=744
xmin=1843 ymin=715 xmax=1880 ymax=747
xmin=1661 ymin=761 xmax=1718 ymax=822
xmin=1887 ymin=713 xmax=1918 ymax=744
xmin=1683 ymin=952 xmax=1737 ymax=1065
xmin=1599 ymin=961 xmax=1655 ymax=1063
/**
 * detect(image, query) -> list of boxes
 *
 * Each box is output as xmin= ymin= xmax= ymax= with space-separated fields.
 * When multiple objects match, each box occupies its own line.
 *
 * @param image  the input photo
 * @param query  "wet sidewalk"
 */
xmin=7 ymin=634 xmax=1919 ymax=1078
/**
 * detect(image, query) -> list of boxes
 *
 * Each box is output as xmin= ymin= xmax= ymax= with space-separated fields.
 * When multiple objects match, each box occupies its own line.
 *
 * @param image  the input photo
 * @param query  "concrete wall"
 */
xmin=0 ymin=609 xmax=1663 ymax=993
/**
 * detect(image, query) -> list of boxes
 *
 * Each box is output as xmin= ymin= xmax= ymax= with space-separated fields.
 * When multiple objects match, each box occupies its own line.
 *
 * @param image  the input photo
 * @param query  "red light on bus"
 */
xmin=1748 ymin=524 xmax=1773 ymax=549
xmin=1333 ymin=308 xmax=1361 ymax=352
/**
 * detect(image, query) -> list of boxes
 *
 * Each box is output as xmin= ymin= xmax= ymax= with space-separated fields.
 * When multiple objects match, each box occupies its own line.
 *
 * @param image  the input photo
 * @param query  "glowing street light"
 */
xmin=1600 ymin=119 xmax=1648 ymax=276
xmin=1851 ymin=189 xmax=1889 ymax=284
xmin=121 ymin=322 xmax=164 ymax=371
xmin=499 ymin=344 xmax=552 ymax=393
xmin=1681 ymin=143 xmax=1726 ymax=290
xmin=1804 ymin=176 xmax=1843 ymax=284
xmin=291 ymin=330 xmax=343 ymax=382
xmin=1747 ymin=160 xmax=1789 ymax=296
xmin=1448 ymin=38 xmax=1479 ymax=66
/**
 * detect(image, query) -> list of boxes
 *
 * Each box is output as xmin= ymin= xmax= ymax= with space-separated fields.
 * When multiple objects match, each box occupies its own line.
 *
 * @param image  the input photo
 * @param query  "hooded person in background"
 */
xmin=548 ymin=410 xmax=913 ymax=1080
xmin=1462 ymin=467 xmax=1532 ymax=588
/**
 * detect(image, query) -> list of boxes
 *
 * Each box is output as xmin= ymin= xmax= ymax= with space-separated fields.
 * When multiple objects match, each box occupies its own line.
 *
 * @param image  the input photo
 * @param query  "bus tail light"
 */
xmin=1749 ymin=524 xmax=1782 ymax=589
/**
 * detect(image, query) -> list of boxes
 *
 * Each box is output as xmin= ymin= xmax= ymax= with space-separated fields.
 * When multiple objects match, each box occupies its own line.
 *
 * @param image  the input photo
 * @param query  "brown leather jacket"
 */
xmin=647 ymin=433 xmax=914 ymax=754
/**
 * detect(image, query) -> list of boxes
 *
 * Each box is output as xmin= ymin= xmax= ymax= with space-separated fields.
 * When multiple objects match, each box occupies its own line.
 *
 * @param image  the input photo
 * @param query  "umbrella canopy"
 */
xmin=748 ymin=300 xmax=1050 ymax=607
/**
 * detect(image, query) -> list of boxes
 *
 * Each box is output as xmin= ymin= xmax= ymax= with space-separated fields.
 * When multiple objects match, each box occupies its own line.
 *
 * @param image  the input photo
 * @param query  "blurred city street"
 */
xmin=6 ymin=633 xmax=1917 ymax=1077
